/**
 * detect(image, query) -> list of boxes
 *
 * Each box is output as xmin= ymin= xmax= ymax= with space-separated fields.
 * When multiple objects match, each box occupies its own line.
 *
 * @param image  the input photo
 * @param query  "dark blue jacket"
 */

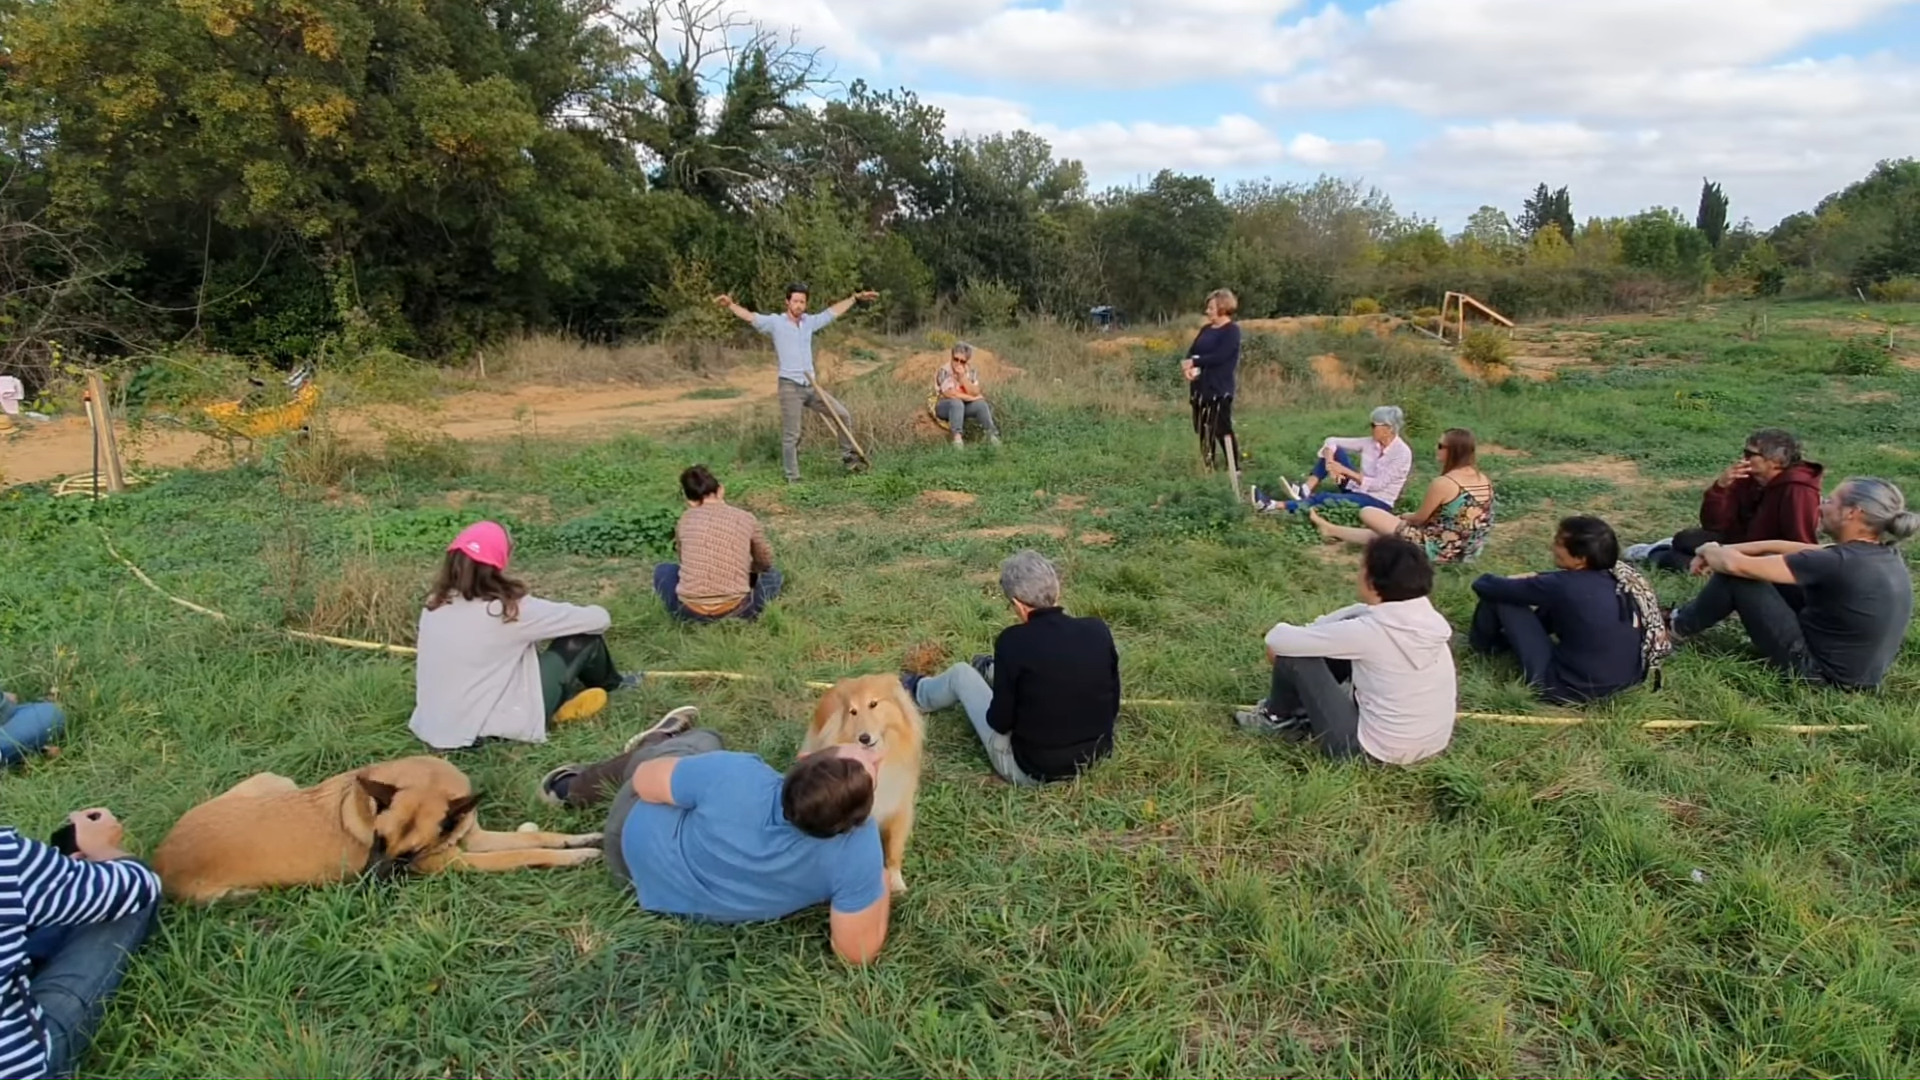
xmin=1186 ymin=322 xmax=1241 ymax=400
xmin=1471 ymin=569 xmax=1644 ymax=698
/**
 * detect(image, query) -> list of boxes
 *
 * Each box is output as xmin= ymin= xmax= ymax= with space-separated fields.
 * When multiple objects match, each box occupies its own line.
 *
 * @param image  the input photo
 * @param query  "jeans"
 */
xmin=1673 ymin=573 xmax=1820 ymax=680
xmin=1290 ymin=450 xmax=1394 ymax=513
xmin=559 ymin=728 xmax=726 ymax=884
xmin=1190 ymin=395 xmax=1238 ymax=471
xmin=1 ymin=700 xmax=65 ymax=765
xmin=537 ymin=634 xmax=623 ymax=719
xmin=778 ymin=379 xmax=857 ymax=480
xmin=914 ymin=662 xmax=1034 ymax=785
xmin=1263 ymin=656 xmax=1365 ymax=758
xmin=652 ymin=563 xmax=783 ymax=622
xmin=934 ymin=398 xmax=999 ymax=438
xmin=25 ymin=899 xmax=160 ymax=1079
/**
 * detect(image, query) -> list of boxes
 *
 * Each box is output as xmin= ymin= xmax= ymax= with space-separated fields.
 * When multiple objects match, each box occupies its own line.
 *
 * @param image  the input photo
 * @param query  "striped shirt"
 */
xmin=0 ymin=828 xmax=160 ymax=1079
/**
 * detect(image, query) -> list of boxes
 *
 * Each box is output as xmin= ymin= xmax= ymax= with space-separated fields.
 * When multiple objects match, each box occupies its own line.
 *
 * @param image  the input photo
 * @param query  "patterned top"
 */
xmin=674 ymin=501 xmax=774 ymax=616
xmin=1397 ymin=477 xmax=1495 ymax=565
xmin=935 ymin=364 xmax=982 ymax=398
xmin=1 ymin=828 xmax=161 ymax=1079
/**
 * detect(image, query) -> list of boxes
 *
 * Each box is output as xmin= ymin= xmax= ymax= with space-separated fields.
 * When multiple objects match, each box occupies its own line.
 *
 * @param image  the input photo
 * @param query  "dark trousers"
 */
xmin=1673 ymin=574 xmax=1818 ymax=679
xmin=1468 ymin=599 xmax=1610 ymax=704
xmin=1190 ymin=394 xmax=1239 ymax=471
xmin=652 ymin=563 xmax=783 ymax=622
xmin=537 ymin=633 xmax=622 ymax=718
xmin=25 ymin=901 xmax=160 ymax=1078
xmin=1265 ymin=656 xmax=1364 ymax=758
xmin=561 ymin=728 xmax=726 ymax=884
xmin=1650 ymin=527 xmax=1721 ymax=573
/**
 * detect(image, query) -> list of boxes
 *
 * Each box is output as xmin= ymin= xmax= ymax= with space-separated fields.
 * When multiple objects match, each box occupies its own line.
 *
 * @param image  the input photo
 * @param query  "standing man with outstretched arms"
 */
xmin=715 ymin=283 xmax=879 ymax=482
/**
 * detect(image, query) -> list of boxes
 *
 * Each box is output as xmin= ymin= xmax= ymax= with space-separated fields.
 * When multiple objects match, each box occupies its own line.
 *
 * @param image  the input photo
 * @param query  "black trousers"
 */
xmin=1650 ymin=527 xmax=1721 ymax=573
xmin=1190 ymin=394 xmax=1239 ymax=470
xmin=1264 ymin=656 xmax=1364 ymax=758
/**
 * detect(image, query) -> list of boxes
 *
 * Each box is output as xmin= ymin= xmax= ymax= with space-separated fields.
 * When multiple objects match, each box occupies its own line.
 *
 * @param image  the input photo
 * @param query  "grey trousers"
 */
xmin=564 ymin=728 xmax=725 ymax=884
xmin=934 ymin=398 xmax=999 ymax=438
xmin=778 ymin=378 xmax=856 ymax=479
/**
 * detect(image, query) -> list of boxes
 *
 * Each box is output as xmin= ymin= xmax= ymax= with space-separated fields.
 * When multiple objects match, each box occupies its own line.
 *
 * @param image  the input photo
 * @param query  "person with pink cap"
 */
xmin=409 ymin=521 xmax=634 ymax=749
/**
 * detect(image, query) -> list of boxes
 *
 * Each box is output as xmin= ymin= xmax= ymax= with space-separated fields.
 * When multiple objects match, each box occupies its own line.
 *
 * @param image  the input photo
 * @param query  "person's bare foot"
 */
xmin=1308 ymin=509 xmax=1338 ymax=541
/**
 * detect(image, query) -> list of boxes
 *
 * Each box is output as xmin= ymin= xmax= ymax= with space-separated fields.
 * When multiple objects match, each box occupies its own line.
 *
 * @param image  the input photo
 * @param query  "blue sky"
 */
xmin=727 ymin=0 xmax=1920 ymax=230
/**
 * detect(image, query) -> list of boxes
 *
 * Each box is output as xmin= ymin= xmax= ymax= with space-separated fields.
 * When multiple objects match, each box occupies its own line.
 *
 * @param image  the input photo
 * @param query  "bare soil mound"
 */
xmin=891 ymin=347 xmax=1024 ymax=387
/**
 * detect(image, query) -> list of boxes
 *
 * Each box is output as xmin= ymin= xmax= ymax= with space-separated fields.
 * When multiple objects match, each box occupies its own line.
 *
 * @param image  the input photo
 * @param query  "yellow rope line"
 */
xmin=96 ymin=529 xmax=1869 ymax=735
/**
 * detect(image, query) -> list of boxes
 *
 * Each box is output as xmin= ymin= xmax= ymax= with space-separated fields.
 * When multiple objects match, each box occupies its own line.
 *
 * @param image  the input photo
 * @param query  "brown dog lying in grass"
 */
xmin=153 ymin=755 xmax=601 ymax=903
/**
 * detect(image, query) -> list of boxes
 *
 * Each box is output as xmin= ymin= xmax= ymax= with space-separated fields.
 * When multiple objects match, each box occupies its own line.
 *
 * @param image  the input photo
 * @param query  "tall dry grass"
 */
xmin=484 ymin=334 xmax=757 ymax=385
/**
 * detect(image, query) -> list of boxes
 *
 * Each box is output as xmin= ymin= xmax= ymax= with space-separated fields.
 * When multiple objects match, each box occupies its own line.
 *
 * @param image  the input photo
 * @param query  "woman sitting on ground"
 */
xmin=409 ymin=520 xmax=634 ymax=750
xmin=1254 ymin=405 xmax=1414 ymax=514
xmin=1468 ymin=515 xmax=1651 ymax=704
xmin=1307 ymin=427 xmax=1494 ymax=565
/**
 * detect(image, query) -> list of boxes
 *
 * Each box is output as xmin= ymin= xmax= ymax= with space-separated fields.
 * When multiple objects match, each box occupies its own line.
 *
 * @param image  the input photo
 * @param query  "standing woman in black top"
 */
xmin=1183 ymin=288 xmax=1243 ymax=472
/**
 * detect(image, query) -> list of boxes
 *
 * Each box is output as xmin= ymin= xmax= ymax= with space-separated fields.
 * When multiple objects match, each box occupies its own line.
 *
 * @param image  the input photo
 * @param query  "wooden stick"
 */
xmin=85 ymin=371 xmax=126 ymax=493
xmin=811 ymin=385 xmax=870 ymax=466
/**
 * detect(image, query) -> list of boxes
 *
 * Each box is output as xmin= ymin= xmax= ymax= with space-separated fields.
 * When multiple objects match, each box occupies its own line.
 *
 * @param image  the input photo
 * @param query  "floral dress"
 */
xmin=1396 ymin=476 xmax=1494 ymax=564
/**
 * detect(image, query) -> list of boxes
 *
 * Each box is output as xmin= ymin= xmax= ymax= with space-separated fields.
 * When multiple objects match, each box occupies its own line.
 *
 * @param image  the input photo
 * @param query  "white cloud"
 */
xmin=909 ymin=1 xmax=1347 ymax=86
xmin=1286 ymin=132 xmax=1386 ymax=167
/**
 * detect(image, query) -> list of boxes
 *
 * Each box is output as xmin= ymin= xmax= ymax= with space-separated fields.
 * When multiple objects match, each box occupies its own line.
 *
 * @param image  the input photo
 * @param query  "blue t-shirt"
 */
xmin=618 ymin=751 xmax=885 ymax=922
xmin=752 ymin=310 xmax=836 ymax=386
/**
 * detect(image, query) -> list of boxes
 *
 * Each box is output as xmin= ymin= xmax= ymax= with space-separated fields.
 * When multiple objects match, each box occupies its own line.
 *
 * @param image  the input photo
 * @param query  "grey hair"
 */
xmin=1369 ymin=405 xmax=1405 ymax=433
xmin=999 ymin=549 xmax=1061 ymax=608
xmin=1836 ymin=477 xmax=1920 ymax=544
xmin=951 ymin=341 xmax=974 ymax=360
xmin=1746 ymin=427 xmax=1803 ymax=466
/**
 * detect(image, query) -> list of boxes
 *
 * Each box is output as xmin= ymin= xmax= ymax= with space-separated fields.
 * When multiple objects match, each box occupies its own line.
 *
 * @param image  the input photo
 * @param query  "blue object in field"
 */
xmin=1090 ymin=306 xmax=1120 ymax=331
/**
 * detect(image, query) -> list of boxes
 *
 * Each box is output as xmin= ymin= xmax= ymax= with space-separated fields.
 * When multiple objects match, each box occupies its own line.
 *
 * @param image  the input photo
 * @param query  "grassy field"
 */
xmin=6 ymin=300 xmax=1920 ymax=1077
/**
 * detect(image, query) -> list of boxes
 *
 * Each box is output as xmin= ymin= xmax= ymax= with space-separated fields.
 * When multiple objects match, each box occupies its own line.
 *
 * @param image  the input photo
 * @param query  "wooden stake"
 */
xmin=85 ymin=371 xmax=126 ymax=493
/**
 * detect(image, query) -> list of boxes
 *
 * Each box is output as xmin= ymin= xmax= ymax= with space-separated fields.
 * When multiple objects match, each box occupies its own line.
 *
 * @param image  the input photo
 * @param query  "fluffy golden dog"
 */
xmin=801 ymin=674 xmax=925 ymax=893
xmin=152 ymin=755 xmax=601 ymax=903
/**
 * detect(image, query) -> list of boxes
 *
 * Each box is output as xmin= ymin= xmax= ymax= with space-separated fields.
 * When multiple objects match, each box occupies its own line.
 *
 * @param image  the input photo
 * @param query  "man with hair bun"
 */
xmin=1673 ymin=476 xmax=1918 ymax=689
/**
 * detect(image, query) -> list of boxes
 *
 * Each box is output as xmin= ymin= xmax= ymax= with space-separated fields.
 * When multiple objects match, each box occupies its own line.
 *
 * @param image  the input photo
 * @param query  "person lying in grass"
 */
xmin=901 ymin=549 xmax=1120 ymax=785
xmin=1251 ymin=405 xmax=1413 ymax=514
xmin=409 ymin=520 xmax=634 ymax=750
xmin=1236 ymin=535 xmax=1456 ymax=763
xmin=1469 ymin=516 xmax=1652 ymax=704
xmin=1671 ymin=476 xmax=1917 ymax=690
xmin=653 ymin=464 xmax=782 ymax=622
xmin=1306 ymin=427 xmax=1494 ymax=566
xmin=0 ymin=687 xmax=64 ymax=766
xmin=539 ymin=706 xmax=892 ymax=965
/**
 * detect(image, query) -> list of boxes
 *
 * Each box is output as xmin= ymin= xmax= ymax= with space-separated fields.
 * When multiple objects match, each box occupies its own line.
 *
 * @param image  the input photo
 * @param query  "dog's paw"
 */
xmin=887 ymin=868 xmax=908 ymax=894
xmin=564 ymin=832 xmax=602 ymax=848
xmin=558 ymin=846 xmax=602 ymax=866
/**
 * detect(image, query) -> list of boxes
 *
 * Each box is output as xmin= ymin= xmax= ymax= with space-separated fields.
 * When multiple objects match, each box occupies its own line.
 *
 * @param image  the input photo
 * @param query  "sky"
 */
xmin=719 ymin=0 xmax=1920 ymax=232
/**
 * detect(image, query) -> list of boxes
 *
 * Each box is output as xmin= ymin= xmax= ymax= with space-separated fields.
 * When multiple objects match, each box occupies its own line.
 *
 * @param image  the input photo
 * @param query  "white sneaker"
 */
xmin=624 ymin=705 xmax=700 ymax=753
xmin=1277 ymin=476 xmax=1303 ymax=502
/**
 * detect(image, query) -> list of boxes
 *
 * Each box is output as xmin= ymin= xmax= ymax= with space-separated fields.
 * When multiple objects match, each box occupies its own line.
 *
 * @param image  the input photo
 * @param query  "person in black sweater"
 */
xmin=1468 ymin=515 xmax=1649 ymax=703
xmin=1182 ymin=289 xmax=1242 ymax=472
xmin=903 ymin=550 xmax=1120 ymax=783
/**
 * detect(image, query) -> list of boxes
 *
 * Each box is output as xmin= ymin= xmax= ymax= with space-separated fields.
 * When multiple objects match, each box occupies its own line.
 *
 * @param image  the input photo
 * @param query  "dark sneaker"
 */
xmin=1233 ymin=703 xmax=1309 ymax=736
xmin=616 ymin=672 xmax=644 ymax=691
xmin=538 ymin=766 xmax=580 ymax=807
xmin=970 ymin=654 xmax=994 ymax=683
xmin=899 ymin=671 xmax=923 ymax=698
xmin=623 ymin=705 xmax=700 ymax=753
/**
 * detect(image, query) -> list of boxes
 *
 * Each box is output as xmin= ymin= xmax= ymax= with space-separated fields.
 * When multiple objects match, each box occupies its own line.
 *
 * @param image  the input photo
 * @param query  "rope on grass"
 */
xmin=96 ymin=528 xmax=1869 ymax=736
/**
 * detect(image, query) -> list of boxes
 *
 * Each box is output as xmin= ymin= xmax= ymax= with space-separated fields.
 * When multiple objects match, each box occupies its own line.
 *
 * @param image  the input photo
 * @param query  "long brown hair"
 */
xmin=425 ymin=550 xmax=529 ymax=623
xmin=1439 ymin=427 xmax=1479 ymax=473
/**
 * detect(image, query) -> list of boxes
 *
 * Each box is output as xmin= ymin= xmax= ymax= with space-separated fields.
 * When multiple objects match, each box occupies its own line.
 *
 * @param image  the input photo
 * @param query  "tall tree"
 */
xmin=1696 ymin=178 xmax=1729 ymax=248
xmin=1518 ymin=183 xmax=1574 ymax=242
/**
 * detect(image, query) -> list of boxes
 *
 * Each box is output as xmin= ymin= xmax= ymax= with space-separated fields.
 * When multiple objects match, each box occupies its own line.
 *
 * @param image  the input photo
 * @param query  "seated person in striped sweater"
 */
xmin=1 ymin=809 xmax=161 ymax=1079
xmin=654 ymin=465 xmax=783 ymax=622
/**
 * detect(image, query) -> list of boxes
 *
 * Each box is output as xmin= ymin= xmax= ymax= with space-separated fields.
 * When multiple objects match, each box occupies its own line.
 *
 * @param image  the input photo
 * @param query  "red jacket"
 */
xmin=1700 ymin=461 xmax=1823 ymax=544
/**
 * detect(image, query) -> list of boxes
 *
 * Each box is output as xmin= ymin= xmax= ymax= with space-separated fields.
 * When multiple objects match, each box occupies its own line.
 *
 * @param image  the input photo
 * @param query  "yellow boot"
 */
xmin=552 ymin=687 xmax=608 ymax=724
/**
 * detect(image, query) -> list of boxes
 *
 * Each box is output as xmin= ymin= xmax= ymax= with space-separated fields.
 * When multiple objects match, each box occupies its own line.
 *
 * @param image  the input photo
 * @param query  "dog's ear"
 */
xmin=807 ymin=685 xmax=842 ymax=737
xmin=358 ymin=775 xmax=400 ymax=813
xmin=440 ymin=792 xmax=481 ymax=834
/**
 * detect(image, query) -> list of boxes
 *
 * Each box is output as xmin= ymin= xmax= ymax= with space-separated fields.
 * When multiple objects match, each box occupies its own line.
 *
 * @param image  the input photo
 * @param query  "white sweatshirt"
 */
xmin=408 ymin=595 xmax=612 ymax=749
xmin=1264 ymin=598 xmax=1457 ymax=764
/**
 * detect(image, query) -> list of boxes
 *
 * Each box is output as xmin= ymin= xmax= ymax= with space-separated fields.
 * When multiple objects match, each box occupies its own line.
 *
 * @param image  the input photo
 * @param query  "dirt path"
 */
xmin=1 ymin=364 xmax=782 ymax=488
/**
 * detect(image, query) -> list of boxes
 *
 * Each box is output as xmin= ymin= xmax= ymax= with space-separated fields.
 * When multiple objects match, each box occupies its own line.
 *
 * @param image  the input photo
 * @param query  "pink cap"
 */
xmin=448 ymin=520 xmax=511 ymax=570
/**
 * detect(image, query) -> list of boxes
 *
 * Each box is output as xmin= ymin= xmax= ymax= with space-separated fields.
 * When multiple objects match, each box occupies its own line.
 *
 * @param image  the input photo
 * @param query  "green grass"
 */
xmin=680 ymin=386 xmax=746 ymax=401
xmin=6 ymin=300 xmax=1920 ymax=1076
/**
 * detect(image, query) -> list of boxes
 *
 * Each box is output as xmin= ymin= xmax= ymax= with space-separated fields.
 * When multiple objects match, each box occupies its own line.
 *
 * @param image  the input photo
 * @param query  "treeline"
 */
xmin=1 ymin=0 xmax=1916 ymax=380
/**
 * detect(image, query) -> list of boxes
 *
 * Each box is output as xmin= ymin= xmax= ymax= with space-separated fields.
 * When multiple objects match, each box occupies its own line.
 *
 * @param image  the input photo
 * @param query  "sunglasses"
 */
xmin=1741 ymin=448 xmax=1763 ymax=459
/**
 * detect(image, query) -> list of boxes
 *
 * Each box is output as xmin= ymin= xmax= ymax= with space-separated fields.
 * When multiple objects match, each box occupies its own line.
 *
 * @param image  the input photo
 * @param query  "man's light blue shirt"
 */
xmin=753 ymin=310 xmax=838 ymax=385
